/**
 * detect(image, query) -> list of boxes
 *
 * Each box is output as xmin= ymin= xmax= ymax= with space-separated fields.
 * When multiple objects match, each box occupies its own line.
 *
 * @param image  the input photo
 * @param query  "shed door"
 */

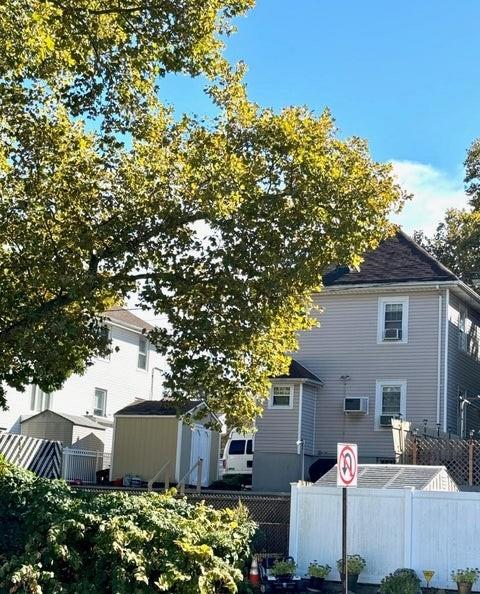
xmin=189 ymin=425 xmax=211 ymax=487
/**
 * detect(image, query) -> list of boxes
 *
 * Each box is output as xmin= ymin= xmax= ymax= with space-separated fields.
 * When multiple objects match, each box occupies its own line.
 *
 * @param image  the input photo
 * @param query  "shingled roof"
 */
xmin=105 ymin=308 xmax=154 ymax=332
xmin=115 ymin=399 xmax=202 ymax=417
xmin=272 ymin=359 xmax=322 ymax=383
xmin=323 ymin=230 xmax=458 ymax=287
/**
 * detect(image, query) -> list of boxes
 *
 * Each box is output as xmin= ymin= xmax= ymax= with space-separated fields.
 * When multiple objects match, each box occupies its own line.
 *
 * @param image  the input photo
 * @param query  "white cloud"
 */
xmin=390 ymin=160 xmax=469 ymax=236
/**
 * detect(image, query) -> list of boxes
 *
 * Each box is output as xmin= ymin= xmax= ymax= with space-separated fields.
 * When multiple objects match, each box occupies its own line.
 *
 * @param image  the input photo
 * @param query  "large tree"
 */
xmin=0 ymin=1 xmax=404 ymax=428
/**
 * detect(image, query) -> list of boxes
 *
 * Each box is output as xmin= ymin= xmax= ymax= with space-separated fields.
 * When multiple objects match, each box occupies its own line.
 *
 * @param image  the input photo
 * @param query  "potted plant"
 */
xmin=308 ymin=561 xmax=331 ymax=591
xmin=336 ymin=554 xmax=366 ymax=592
xmin=379 ymin=568 xmax=421 ymax=594
xmin=270 ymin=558 xmax=297 ymax=582
xmin=451 ymin=568 xmax=480 ymax=594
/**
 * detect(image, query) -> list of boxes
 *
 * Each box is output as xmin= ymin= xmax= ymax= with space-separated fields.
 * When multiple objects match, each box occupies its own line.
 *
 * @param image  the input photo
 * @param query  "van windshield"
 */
xmin=228 ymin=440 xmax=245 ymax=455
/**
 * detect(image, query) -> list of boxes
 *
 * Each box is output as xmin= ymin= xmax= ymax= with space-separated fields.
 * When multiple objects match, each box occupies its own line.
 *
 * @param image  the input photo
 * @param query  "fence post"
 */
xmin=196 ymin=459 xmax=203 ymax=493
xmin=288 ymin=482 xmax=299 ymax=561
xmin=403 ymin=489 xmax=414 ymax=568
xmin=469 ymin=439 xmax=474 ymax=486
xmin=62 ymin=449 xmax=68 ymax=480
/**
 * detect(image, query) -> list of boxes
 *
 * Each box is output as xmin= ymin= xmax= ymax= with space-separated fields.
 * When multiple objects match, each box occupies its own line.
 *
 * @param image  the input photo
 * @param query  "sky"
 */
xmin=157 ymin=0 xmax=480 ymax=235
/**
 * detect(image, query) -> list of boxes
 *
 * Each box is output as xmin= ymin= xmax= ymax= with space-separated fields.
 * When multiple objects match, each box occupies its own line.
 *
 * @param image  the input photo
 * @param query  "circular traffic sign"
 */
xmin=338 ymin=444 xmax=357 ymax=486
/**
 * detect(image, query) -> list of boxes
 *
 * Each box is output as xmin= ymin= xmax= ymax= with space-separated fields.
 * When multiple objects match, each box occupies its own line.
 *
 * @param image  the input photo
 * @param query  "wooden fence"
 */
xmin=0 ymin=432 xmax=62 ymax=478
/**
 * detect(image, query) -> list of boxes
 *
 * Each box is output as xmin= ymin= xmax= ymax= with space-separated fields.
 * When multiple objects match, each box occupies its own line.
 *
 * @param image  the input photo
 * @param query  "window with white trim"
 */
xmin=93 ymin=388 xmax=107 ymax=417
xmin=377 ymin=297 xmax=409 ymax=343
xmin=269 ymin=385 xmax=293 ymax=408
xmin=137 ymin=336 xmax=148 ymax=370
xmin=98 ymin=326 xmax=111 ymax=361
xmin=375 ymin=380 xmax=406 ymax=429
xmin=30 ymin=386 xmax=52 ymax=412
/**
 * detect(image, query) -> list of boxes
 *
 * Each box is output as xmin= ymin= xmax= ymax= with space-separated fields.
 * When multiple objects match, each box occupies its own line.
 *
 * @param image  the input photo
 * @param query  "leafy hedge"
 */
xmin=0 ymin=459 xmax=256 ymax=593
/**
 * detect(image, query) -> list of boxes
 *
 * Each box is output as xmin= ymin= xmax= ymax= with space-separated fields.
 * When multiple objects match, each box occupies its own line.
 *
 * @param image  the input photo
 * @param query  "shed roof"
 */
xmin=115 ymin=399 xmax=203 ymax=417
xmin=272 ymin=359 xmax=322 ymax=383
xmin=323 ymin=230 xmax=457 ymax=287
xmin=315 ymin=464 xmax=456 ymax=490
xmin=21 ymin=410 xmax=105 ymax=430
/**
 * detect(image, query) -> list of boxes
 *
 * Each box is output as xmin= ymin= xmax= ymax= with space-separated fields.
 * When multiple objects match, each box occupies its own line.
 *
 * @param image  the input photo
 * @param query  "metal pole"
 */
xmin=342 ymin=487 xmax=348 ymax=594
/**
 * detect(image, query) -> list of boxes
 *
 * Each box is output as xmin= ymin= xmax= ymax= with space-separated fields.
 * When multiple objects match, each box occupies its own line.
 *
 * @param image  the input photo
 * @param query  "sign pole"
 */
xmin=342 ymin=486 xmax=348 ymax=594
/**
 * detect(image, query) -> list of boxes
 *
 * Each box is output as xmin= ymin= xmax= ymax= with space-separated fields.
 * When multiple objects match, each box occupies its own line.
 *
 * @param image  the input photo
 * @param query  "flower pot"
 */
xmin=340 ymin=572 xmax=359 ymax=592
xmin=457 ymin=583 xmax=473 ymax=594
xmin=309 ymin=576 xmax=325 ymax=591
xmin=276 ymin=574 xmax=293 ymax=583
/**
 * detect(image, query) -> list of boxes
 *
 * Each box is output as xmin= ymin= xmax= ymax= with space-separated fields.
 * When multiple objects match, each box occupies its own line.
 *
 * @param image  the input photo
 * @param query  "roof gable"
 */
xmin=323 ymin=231 xmax=457 ymax=287
xmin=272 ymin=359 xmax=322 ymax=383
xmin=104 ymin=308 xmax=154 ymax=332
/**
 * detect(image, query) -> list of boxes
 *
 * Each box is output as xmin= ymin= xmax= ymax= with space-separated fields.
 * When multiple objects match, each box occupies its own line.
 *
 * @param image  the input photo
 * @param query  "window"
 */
xmin=377 ymin=297 xmax=409 ymax=343
xmin=30 ymin=386 xmax=52 ymax=412
xmin=93 ymin=388 xmax=107 ymax=417
xmin=269 ymin=385 xmax=293 ymax=408
xmin=98 ymin=326 xmax=111 ymax=361
xmin=138 ymin=336 xmax=148 ymax=370
xmin=459 ymin=308 xmax=468 ymax=352
xmin=246 ymin=439 xmax=254 ymax=455
xmin=375 ymin=380 xmax=406 ymax=430
xmin=228 ymin=440 xmax=245 ymax=455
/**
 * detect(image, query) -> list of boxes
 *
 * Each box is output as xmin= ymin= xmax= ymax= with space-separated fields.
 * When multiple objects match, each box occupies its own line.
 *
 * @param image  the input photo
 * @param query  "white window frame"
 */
xmin=93 ymin=388 xmax=107 ymax=417
xmin=377 ymin=296 xmax=409 ymax=344
xmin=375 ymin=380 xmax=407 ymax=430
xmin=137 ymin=336 xmax=149 ymax=371
xmin=97 ymin=326 xmax=111 ymax=361
xmin=268 ymin=385 xmax=294 ymax=409
xmin=30 ymin=386 xmax=52 ymax=412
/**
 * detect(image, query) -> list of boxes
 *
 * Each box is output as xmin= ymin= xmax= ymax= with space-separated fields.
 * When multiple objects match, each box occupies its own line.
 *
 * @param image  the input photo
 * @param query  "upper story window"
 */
xmin=93 ymin=388 xmax=107 ymax=417
xmin=268 ymin=385 xmax=293 ymax=409
xmin=98 ymin=326 xmax=111 ymax=361
xmin=377 ymin=297 xmax=409 ymax=344
xmin=30 ymin=386 xmax=52 ymax=412
xmin=137 ymin=336 xmax=148 ymax=370
xmin=375 ymin=380 xmax=406 ymax=429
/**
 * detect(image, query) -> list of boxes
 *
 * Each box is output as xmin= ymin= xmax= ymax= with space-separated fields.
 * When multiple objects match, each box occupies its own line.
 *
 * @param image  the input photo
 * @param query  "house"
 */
xmin=315 ymin=464 xmax=458 ymax=491
xmin=110 ymin=399 xmax=221 ymax=487
xmin=252 ymin=231 xmax=480 ymax=491
xmin=0 ymin=308 xmax=164 ymax=452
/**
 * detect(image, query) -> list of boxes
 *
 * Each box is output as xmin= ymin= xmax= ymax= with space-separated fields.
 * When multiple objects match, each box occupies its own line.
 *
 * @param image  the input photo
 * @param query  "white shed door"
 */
xmin=189 ymin=425 xmax=211 ymax=487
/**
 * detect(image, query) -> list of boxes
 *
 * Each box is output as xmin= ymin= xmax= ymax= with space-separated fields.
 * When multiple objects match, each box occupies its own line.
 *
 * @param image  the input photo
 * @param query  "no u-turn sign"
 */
xmin=337 ymin=443 xmax=358 ymax=487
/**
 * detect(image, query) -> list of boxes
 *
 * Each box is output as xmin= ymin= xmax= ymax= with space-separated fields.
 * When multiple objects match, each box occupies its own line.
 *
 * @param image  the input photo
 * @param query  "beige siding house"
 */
xmin=110 ymin=400 xmax=220 ymax=487
xmin=252 ymin=231 xmax=480 ymax=491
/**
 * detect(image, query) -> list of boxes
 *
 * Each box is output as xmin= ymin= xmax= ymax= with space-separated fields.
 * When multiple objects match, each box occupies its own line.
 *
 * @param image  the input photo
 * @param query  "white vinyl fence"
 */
xmin=289 ymin=483 xmax=480 ymax=591
xmin=62 ymin=448 xmax=111 ymax=484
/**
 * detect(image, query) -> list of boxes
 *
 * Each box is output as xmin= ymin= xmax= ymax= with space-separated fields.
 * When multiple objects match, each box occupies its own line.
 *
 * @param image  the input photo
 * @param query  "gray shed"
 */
xmin=315 ymin=464 xmax=458 ymax=491
xmin=21 ymin=410 xmax=106 ymax=450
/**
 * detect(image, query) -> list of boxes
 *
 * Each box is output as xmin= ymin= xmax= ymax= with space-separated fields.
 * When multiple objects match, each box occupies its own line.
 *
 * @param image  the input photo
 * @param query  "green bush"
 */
xmin=336 ymin=554 xmax=366 ymax=575
xmin=0 ymin=460 xmax=256 ymax=593
xmin=379 ymin=568 xmax=421 ymax=594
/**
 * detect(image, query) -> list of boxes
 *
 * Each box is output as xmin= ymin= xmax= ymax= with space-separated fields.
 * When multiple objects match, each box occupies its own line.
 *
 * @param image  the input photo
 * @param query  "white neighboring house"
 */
xmin=0 ymin=309 xmax=164 ymax=452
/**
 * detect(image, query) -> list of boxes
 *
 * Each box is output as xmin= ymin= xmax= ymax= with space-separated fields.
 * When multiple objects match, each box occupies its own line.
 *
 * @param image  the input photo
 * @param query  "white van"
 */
xmin=221 ymin=431 xmax=254 ymax=476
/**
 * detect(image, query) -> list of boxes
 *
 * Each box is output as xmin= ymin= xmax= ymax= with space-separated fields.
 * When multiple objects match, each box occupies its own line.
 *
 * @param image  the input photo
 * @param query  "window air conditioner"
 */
xmin=344 ymin=397 xmax=369 ymax=414
xmin=383 ymin=328 xmax=401 ymax=340
xmin=379 ymin=414 xmax=395 ymax=427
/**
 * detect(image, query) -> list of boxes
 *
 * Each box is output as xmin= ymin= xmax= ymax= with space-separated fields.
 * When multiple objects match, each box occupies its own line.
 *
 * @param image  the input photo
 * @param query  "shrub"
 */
xmin=270 ymin=559 xmax=296 ymax=577
xmin=379 ymin=568 xmax=421 ymax=594
xmin=308 ymin=562 xmax=331 ymax=578
xmin=0 ymin=460 xmax=256 ymax=593
xmin=451 ymin=568 xmax=480 ymax=584
xmin=336 ymin=554 xmax=366 ymax=575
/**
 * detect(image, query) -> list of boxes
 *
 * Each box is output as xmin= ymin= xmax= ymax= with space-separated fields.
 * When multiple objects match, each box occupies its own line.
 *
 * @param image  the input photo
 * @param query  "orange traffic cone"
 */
xmin=249 ymin=556 xmax=260 ymax=586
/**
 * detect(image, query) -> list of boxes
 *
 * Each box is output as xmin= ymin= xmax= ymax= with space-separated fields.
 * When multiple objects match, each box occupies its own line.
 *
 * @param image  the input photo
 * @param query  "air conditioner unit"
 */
xmin=379 ymin=414 xmax=395 ymax=427
xmin=344 ymin=397 xmax=369 ymax=414
xmin=383 ymin=328 xmax=401 ymax=340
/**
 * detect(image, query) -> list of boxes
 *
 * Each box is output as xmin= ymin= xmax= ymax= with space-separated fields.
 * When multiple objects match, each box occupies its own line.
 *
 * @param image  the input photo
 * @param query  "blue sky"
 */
xmin=159 ymin=0 xmax=480 ymax=235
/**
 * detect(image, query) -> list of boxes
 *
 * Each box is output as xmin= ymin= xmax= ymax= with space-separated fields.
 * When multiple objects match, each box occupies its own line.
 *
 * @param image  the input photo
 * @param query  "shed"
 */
xmin=110 ymin=400 xmax=221 ymax=487
xmin=315 ymin=464 xmax=458 ymax=491
xmin=20 ymin=410 xmax=106 ymax=450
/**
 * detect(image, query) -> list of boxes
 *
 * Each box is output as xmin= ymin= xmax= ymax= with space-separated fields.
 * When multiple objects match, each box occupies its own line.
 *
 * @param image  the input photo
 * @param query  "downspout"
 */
xmin=443 ymin=289 xmax=450 ymax=432
xmin=436 ymin=294 xmax=443 ymax=425
xmin=297 ymin=383 xmax=303 ymax=454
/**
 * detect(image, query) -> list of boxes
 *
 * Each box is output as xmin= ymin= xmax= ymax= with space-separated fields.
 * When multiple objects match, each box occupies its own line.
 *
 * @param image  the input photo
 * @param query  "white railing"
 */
xmin=62 ymin=448 xmax=111 ymax=484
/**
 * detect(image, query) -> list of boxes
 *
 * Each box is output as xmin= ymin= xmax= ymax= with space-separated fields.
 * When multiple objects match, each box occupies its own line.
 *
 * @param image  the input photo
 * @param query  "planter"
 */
xmin=340 ymin=572 xmax=359 ymax=592
xmin=309 ymin=576 xmax=325 ymax=591
xmin=275 ymin=574 xmax=293 ymax=582
xmin=457 ymin=583 xmax=473 ymax=594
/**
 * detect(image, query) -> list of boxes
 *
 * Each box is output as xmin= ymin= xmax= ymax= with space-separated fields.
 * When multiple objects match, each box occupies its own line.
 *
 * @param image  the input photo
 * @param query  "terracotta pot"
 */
xmin=340 ymin=572 xmax=359 ymax=592
xmin=457 ymin=582 xmax=473 ymax=594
